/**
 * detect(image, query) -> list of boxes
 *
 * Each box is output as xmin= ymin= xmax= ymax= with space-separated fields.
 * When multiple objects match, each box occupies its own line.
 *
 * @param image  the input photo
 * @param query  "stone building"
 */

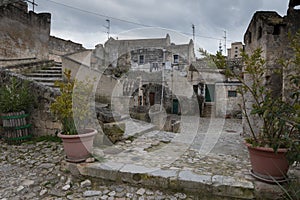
xmin=85 ymin=35 xmax=197 ymax=117
xmin=91 ymin=34 xmax=195 ymax=73
xmin=227 ymin=42 xmax=244 ymax=59
xmin=243 ymin=0 xmax=300 ymax=134
xmin=0 ymin=1 xmax=51 ymax=60
xmin=187 ymin=59 xmax=242 ymax=118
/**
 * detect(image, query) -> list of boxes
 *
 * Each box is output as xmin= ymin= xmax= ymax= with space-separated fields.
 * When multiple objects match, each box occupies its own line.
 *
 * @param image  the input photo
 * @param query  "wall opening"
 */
xmin=139 ymin=55 xmax=144 ymax=64
xmin=273 ymin=25 xmax=281 ymax=35
xmin=228 ymin=90 xmax=237 ymax=98
xmin=173 ymin=54 xmax=179 ymax=63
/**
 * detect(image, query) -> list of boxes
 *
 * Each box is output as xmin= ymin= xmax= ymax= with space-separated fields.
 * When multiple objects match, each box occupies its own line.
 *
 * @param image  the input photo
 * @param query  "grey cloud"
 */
xmin=36 ymin=0 xmax=288 ymax=53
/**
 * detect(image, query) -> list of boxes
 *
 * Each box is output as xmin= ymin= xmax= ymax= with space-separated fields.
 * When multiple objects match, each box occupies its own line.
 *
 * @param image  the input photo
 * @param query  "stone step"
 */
xmin=54 ymin=62 xmax=62 ymax=66
xmin=40 ymin=82 xmax=60 ymax=88
xmin=63 ymin=161 xmax=255 ymax=199
xmin=34 ymin=70 xmax=62 ymax=74
xmin=202 ymin=105 xmax=215 ymax=118
xmin=26 ymin=73 xmax=62 ymax=78
xmin=122 ymin=119 xmax=156 ymax=139
xmin=29 ymin=77 xmax=62 ymax=83
xmin=43 ymin=66 xmax=62 ymax=71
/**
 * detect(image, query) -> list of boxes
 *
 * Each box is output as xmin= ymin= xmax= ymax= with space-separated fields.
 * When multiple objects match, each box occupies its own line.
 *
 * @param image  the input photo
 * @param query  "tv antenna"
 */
xmin=219 ymin=40 xmax=223 ymax=54
xmin=192 ymin=24 xmax=195 ymax=42
xmin=223 ymin=30 xmax=227 ymax=55
xmin=105 ymin=19 xmax=110 ymax=39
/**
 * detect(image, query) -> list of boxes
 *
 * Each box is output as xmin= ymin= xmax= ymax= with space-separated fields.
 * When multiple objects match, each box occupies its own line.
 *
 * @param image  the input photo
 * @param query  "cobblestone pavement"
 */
xmin=1 ymin=118 xmax=299 ymax=200
xmin=98 ymin=118 xmax=250 ymax=178
xmin=0 ymin=140 xmax=194 ymax=200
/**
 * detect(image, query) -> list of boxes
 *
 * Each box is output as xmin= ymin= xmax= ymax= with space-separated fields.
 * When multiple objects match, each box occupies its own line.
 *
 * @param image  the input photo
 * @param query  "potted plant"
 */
xmin=0 ymin=77 xmax=35 ymax=144
xmin=226 ymin=38 xmax=300 ymax=181
xmin=50 ymin=69 xmax=97 ymax=163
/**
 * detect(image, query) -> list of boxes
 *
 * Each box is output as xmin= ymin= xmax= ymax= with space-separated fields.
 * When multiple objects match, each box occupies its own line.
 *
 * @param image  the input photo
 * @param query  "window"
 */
xmin=173 ymin=54 xmax=179 ymax=63
xmin=235 ymin=46 xmax=238 ymax=49
xmin=139 ymin=55 xmax=144 ymax=64
xmin=228 ymin=90 xmax=237 ymax=97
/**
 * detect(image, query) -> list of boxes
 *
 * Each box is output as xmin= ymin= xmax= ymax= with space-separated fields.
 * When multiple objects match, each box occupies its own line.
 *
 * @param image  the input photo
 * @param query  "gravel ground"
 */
xmin=0 ymin=139 xmax=194 ymax=200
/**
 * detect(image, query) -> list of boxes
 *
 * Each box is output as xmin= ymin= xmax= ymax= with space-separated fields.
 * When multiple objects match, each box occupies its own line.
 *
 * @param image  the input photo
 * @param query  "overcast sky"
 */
xmin=34 ymin=0 xmax=289 ymax=55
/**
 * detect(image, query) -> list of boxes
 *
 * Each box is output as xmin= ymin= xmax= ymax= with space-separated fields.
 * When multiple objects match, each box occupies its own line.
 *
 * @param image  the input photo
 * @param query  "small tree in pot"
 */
xmin=226 ymin=33 xmax=300 ymax=182
xmin=0 ymin=78 xmax=35 ymax=143
xmin=50 ymin=69 xmax=97 ymax=162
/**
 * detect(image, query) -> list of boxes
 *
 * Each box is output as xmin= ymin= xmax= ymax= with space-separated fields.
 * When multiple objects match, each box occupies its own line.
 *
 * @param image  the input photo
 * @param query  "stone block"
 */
xmin=102 ymin=122 xmax=125 ymax=144
xmin=79 ymin=162 xmax=124 ymax=181
xmin=178 ymin=170 xmax=212 ymax=193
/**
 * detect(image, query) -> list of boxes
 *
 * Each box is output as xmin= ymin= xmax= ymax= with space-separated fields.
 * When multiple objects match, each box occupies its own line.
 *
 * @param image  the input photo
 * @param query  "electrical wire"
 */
xmin=39 ymin=0 xmax=224 ymax=41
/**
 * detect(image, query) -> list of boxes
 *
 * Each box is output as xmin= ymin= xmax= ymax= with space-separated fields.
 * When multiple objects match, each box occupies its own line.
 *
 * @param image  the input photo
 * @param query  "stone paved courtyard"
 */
xmin=0 ymin=140 xmax=194 ymax=200
xmin=0 ymin=118 xmax=299 ymax=200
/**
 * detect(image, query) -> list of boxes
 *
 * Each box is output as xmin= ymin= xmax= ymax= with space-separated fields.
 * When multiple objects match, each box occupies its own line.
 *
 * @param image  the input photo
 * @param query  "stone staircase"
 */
xmin=24 ymin=62 xmax=62 ymax=88
xmin=202 ymin=103 xmax=216 ymax=118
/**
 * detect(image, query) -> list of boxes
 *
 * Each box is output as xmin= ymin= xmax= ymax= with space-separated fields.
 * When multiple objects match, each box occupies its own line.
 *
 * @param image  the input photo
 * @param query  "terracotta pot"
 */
xmin=245 ymin=142 xmax=289 ymax=180
xmin=58 ymin=128 xmax=97 ymax=163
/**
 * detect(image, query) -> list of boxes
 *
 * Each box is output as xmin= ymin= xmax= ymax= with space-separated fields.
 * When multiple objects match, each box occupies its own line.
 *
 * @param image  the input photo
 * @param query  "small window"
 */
xmin=139 ymin=55 xmax=144 ymax=64
xmin=173 ymin=54 xmax=179 ymax=63
xmin=235 ymin=46 xmax=238 ymax=49
xmin=228 ymin=90 xmax=237 ymax=97
xmin=273 ymin=25 xmax=280 ymax=35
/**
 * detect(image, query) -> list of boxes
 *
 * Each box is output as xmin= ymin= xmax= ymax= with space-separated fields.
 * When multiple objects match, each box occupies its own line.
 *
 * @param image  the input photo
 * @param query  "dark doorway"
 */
xmin=173 ymin=99 xmax=179 ymax=114
xmin=193 ymin=85 xmax=198 ymax=95
xmin=149 ymin=92 xmax=155 ymax=106
xmin=205 ymin=84 xmax=215 ymax=102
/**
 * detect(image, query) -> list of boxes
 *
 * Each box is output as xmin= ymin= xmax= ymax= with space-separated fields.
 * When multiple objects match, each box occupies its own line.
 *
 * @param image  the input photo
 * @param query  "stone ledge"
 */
xmin=62 ymin=161 xmax=255 ymax=199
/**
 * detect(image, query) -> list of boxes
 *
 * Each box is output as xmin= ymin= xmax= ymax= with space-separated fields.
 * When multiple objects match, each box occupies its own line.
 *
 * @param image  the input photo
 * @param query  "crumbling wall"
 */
xmin=0 ymin=2 xmax=51 ymax=60
xmin=49 ymin=36 xmax=85 ymax=62
xmin=242 ymin=2 xmax=300 ymax=135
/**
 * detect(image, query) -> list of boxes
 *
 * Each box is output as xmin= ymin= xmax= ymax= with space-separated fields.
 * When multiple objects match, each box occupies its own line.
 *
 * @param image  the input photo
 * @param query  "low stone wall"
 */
xmin=0 ymin=68 xmax=61 ymax=136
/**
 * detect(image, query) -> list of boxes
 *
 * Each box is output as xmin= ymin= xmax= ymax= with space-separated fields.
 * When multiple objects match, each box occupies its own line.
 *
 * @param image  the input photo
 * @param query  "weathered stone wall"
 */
xmin=167 ymin=39 xmax=196 ymax=66
xmin=0 ymin=2 xmax=51 ymax=60
xmin=62 ymin=50 xmax=119 ymax=103
xmin=62 ymin=50 xmax=92 ymax=78
xmin=91 ymin=34 xmax=195 ymax=72
xmin=243 ymin=3 xmax=300 ymax=135
xmin=215 ymin=82 xmax=242 ymax=118
xmin=0 ymin=67 xmax=61 ymax=136
xmin=49 ymin=36 xmax=85 ymax=62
